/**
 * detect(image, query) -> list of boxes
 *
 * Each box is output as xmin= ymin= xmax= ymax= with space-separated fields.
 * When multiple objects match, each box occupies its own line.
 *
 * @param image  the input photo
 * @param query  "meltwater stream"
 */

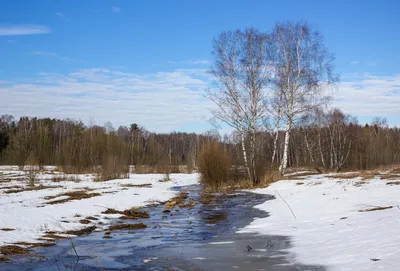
xmin=1 ymin=185 xmax=325 ymax=271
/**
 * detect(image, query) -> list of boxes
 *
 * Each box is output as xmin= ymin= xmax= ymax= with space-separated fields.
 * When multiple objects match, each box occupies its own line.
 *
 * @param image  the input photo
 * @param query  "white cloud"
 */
xmin=7 ymin=39 xmax=15 ymax=43
xmin=0 ymin=68 xmax=213 ymax=133
xmin=350 ymin=61 xmax=359 ymax=65
xmin=333 ymin=74 xmax=400 ymax=119
xmin=0 ymin=25 xmax=51 ymax=36
xmin=112 ymin=6 xmax=120 ymax=13
xmin=56 ymin=12 xmax=64 ymax=17
xmin=30 ymin=51 xmax=57 ymax=56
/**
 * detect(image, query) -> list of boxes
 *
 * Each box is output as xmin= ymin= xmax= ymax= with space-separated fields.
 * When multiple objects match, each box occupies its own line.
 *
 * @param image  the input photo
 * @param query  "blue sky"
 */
xmin=1 ymin=0 xmax=400 ymax=133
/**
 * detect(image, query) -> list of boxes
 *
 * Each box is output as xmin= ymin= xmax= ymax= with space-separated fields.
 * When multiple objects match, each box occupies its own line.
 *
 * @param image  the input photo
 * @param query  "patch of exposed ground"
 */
xmin=102 ymin=207 xmax=150 ymax=219
xmin=14 ymin=242 xmax=55 ymax=248
xmin=0 ymin=228 xmax=15 ymax=231
xmin=205 ymin=212 xmax=228 ymax=224
xmin=4 ymin=185 xmax=61 ymax=194
xmin=163 ymin=191 xmax=188 ymax=211
xmin=45 ymin=190 xmax=101 ymax=204
xmin=65 ymin=226 xmax=97 ymax=236
xmin=0 ymin=245 xmax=29 ymax=256
xmin=386 ymin=181 xmax=400 ymax=185
xmin=359 ymin=206 xmax=393 ymax=212
xmin=41 ymin=233 xmax=69 ymax=240
xmin=50 ymin=175 xmax=80 ymax=182
xmin=284 ymin=171 xmax=321 ymax=180
xmin=120 ymin=183 xmax=152 ymax=188
xmin=108 ymin=223 xmax=147 ymax=231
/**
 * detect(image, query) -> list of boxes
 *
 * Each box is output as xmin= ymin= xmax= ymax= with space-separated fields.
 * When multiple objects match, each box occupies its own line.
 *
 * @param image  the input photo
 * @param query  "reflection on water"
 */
xmin=1 ymin=185 xmax=325 ymax=271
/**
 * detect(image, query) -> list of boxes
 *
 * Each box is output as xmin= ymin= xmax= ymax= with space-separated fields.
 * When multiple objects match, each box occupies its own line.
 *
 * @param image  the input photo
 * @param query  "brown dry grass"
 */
xmin=0 ymin=245 xmax=29 ymax=256
xmin=4 ymin=185 xmax=61 ymax=194
xmin=65 ymin=226 xmax=97 ymax=236
xmin=359 ymin=206 xmax=393 ymax=212
xmin=45 ymin=190 xmax=101 ymax=204
xmin=51 ymin=175 xmax=81 ymax=183
xmin=120 ymin=183 xmax=152 ymax=188
xmin=164 ymin=191 xmax=188 ymax=211
xmin=205 ymin=212 xmax=228 ymax=224
xmin=284 ymin=171 xmax=320 ymax=180
xmin=108 ymin=223 xmax=147 ymax=231
xmin=386 ymin=181 xmax=400 ymax=185
xmin=42 ymin=233 xmax=69 ymax=240
xmin=102 ymin=207 xmax=150 ymax=219
xmin=14 ymin=242 xmax=55 ymax=248
xmin=178 ymin=199 xmax=196 ymax=209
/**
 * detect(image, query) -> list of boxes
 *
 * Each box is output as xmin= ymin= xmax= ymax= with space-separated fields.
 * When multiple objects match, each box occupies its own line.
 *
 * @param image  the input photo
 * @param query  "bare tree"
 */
xmin=207 ymin=28 xmax=271 ymax=183
xmin=327 ymin=109 xmax=358 ymax=171
xmin=270 ymin=21 xmax=338 ymax=174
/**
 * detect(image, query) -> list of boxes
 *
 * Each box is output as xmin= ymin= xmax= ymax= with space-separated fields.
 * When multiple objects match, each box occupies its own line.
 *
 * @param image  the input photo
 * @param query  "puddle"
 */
xmin=1 ymin=185 xmax=325 ymax=270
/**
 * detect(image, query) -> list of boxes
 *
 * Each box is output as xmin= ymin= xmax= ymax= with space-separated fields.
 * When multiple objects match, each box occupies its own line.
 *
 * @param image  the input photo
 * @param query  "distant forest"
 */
xmin=0 ymin=110 xmax=399 ymax=173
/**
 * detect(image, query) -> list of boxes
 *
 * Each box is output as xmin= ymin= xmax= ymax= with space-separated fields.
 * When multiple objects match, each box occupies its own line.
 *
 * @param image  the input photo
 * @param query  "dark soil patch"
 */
xmin=296 ymin=182 xmax=304 ymax=185
xmin=102 ymin=235 xmax=112 ymax=239
xmin=65 ymin=226 xmax=97 ymax=236
xmin=0 ymin=228 xmax=15 ymax=231
xmin=359 ymin=206 xmax=393 ymax=212
xmin=0 ymin=256 xmax=9 ymax=263
xmin=45 ymin=190 xmax=101 ymax=204
xmin=85 ymin=216 xmax=99 ymax=221
xmin=108 ymin=223 xmax=147 ymax=231
xmin=79 ymin=219 xmax=92 ymax=224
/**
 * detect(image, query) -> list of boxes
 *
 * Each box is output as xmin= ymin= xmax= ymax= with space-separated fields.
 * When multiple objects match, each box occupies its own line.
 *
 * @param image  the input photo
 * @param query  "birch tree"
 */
xmin=207 ymin=28 xmax=271 ymax=184
xmin=270 ymin=21 xmax=338 ymax=175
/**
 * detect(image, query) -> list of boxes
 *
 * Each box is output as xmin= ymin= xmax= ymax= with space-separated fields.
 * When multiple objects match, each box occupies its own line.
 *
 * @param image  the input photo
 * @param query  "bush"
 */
xmin=199 ymin=142 xmax=231 ymax=191
xmin=96 ymin=155 xmax=129 ymax=182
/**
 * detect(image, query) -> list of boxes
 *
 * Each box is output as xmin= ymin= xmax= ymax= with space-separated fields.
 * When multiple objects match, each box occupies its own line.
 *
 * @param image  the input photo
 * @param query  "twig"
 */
xmin=276 ymin=192 xmax=297 ymax=219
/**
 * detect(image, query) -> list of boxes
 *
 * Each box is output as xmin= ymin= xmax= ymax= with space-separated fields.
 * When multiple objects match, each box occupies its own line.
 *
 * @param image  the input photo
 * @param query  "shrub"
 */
xmin=96 ymin=155 xmax=129 ymax=182
xmin=199 ymin=142 xmax=231 ymax=191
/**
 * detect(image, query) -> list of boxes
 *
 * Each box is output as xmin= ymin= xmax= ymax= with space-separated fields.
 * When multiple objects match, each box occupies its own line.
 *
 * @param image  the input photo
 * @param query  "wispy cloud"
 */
xmin=7 ymin=39 xmax=15 ymax=43
xmin=30 ymin=51 xmax=57 ymax=56
xmin=112 ymin=6 xmax=120 ymax=13
xmin=29 ymin=51 xmax=84 ymax=63
xmin=0 ymin=68 xmax=212 ymax=132
xmin=169 ymin=59 xmax=210 ymax=65
xmin=350 ymin=61 xmax=359 ymax=65
xmin=56 ymin=12 xmax=64 ymax=17
xmin=0 ymin=25 xmax=51 ymax=36
xmin=334 ymin=74 xmax=400 ymax=120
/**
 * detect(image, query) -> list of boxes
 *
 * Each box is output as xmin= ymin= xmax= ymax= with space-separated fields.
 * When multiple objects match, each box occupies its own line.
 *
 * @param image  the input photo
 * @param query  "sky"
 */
xmin=1 ymin=0 xmax=400 ymax=133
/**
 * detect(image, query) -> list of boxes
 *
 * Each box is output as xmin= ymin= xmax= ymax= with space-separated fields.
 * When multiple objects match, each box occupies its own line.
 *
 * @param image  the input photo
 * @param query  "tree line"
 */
xmin=0 ymin=115 xmax=220 ymax=172
xmin=0 ymin=112 xmax=399 ymax=175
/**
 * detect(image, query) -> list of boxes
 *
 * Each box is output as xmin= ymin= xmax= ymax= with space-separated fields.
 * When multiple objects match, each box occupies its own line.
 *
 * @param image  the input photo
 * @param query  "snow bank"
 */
xmin=0 ymin=171 xmax=199 ymax=246
xmin=239 ymin=174 xmax=400 ymax=271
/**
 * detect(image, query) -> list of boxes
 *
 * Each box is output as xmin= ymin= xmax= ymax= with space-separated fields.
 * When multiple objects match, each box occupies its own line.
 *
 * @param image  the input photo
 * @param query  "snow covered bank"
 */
xmin=0 ymin=170 xmax=199 ymax=246
xmin=239 ymin=173 xmax=400 ymax=271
